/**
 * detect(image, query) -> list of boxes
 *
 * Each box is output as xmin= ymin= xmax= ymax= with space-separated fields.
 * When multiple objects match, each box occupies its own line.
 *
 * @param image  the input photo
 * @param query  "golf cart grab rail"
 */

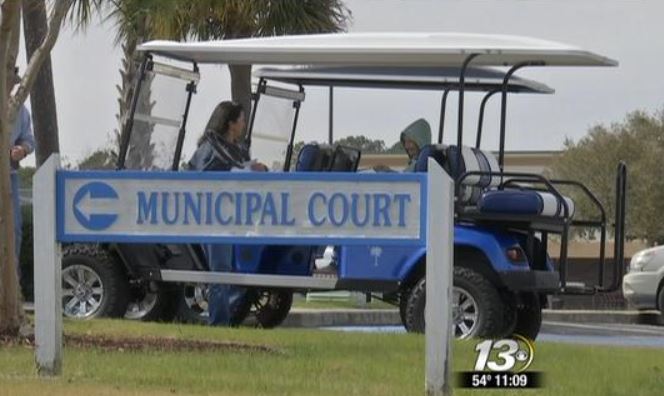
xmin=502 ymin=177 xmax=609 ymax=289
xmin=455 ymin=170 xmax=573 ymax=221
xmin=502 ymin=178 xmax=607 ymax=226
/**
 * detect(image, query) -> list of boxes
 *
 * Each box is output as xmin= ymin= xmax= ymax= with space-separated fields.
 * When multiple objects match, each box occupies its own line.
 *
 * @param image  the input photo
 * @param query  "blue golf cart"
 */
xmin=61 ymin=33 xmax=626 ymax=340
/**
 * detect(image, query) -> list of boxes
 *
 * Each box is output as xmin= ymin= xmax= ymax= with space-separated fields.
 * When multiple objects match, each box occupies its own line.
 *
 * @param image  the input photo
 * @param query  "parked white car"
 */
xmin=623 ymin=246 xmax=664 ymax=313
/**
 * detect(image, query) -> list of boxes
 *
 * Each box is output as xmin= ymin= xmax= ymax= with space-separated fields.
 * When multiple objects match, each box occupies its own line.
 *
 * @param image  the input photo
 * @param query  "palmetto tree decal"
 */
xmin=370 ymin=246 xmax=383 ymax=267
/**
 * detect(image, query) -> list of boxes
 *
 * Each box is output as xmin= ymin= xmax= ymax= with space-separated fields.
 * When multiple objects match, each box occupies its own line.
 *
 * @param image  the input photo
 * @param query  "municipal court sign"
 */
xmin=57 ymin=171 xmax=427 ymax=245
xmin=36 ymin=155 xmax=453 ymax=396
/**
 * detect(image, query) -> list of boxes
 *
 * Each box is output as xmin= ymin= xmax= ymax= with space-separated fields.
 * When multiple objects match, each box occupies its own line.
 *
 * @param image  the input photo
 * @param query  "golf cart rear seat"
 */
xmin=416 ymin=144 xmax=575 ymax=220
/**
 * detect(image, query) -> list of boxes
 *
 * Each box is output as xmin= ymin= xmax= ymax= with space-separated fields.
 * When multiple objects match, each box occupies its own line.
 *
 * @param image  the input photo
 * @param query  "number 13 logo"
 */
xmin=474 ymin=335 xmax=534 ymax=372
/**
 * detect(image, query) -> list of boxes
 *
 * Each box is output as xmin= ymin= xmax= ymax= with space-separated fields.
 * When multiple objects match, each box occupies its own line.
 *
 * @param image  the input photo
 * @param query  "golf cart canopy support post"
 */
xmin=247 ymin=78 xmax=267 ymax=149
xmin=455 ymin=54 xmax=480 ymax=184
xmin=117 ymin=55 xmax=150 ymax=170
xmin=329 ymin=86 xmax=334 ymax=144
xmin=172 ymin=62 xmax=199 ymax=171
xmin=498 ymin=61 xmax=546 ymax=170
xmin=476 ymin=89 xmax=500 ymax=148
xmin=437 ymin=89 xmax=450 ymax=144
xmin=283 ymin=85 xmax=304 ymax=171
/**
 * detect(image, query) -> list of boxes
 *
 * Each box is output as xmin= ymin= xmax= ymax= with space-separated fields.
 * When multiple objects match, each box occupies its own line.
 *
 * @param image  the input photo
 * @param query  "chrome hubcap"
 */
xmin=452 ymin=287 xmax=479 ymax=339
xmin=184 ymin=283 xmax=209 ymax=317
xmin=62 ymin=265 xmax=104 ymax=318
xmin=125 ymin=283 xmax=158 ymax=320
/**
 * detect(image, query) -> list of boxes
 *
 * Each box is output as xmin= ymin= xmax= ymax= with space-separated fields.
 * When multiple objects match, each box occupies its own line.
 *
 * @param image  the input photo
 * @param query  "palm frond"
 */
xmin=66 ymin=0 xmax=104 ymax=32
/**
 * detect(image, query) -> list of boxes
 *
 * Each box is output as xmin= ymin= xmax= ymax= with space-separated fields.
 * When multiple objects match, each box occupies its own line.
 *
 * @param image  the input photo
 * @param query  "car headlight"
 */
xmin=630 ymin=251 xmax=654 ymax=272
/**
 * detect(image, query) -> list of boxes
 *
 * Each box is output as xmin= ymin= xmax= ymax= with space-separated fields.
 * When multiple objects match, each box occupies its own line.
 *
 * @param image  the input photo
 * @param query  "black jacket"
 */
xmin=188 ymin=133 xmax=250 ymax=171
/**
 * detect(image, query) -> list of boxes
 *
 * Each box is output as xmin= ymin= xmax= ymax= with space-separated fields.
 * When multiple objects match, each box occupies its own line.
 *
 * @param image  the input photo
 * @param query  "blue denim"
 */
xmin=204 ymin=244 xmax=246 ymax=326
xmin=10 ymin=172 xmax=21 ymax=273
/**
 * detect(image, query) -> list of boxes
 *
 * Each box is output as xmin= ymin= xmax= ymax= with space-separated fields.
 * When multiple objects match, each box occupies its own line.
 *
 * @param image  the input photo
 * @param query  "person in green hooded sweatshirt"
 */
xmin=374 ymin=118 xmax=431 ymax=172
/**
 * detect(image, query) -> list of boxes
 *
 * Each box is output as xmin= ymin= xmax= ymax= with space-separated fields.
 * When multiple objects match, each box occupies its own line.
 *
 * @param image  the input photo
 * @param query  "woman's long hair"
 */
xmin=197 ymin=101 xmax=244 ymax=146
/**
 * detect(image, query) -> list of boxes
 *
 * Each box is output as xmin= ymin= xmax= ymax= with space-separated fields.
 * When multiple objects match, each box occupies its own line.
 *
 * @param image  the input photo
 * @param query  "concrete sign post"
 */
xmin=33 ymin=154 xmax=63 ymax=376
xmin=426 ymin=159 xmax=454 ymax=396
xmin=34 ymin=154 xmax=454 ymax=395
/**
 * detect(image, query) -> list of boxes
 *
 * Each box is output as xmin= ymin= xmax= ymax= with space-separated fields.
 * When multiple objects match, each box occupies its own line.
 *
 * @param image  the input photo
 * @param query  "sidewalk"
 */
xmin=281 ymin=308 xmax=664 ymax=328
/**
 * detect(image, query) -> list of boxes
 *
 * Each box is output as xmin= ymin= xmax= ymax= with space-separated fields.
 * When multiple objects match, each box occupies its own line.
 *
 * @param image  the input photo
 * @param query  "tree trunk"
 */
xmin=1 ymin=0 xmax=72 ymax=336
xmin=228 ymin=64 xmax=252 ymax=129
xmin=0 ymin=0 xmax=23 ymax=336
xmin=22 ymin=0 xmax=59 ymax=166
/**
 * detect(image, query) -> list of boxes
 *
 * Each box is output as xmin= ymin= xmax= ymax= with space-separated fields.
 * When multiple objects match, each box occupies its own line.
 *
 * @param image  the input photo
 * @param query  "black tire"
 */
xmin=174 ymin=283 xmax=252 ymax=326
xmin=511 ymin=293 xmax=543 ymax=341
xmin=399 ymin=289 xmax=409 ymax=328
xmin=404 ymin=267 xmax=505 ymax=338
xmin=657 ymin=285 xmax=664 ymax=325
xmin=124 ymin=281 xmax=177 ymax=322
xmin=252 ymin=289 xmax=293 ymax=329
xmin=61 ymin=244 xmax=129 ymax=319
xmin=498 ymin=292 xmax=518 ymax=338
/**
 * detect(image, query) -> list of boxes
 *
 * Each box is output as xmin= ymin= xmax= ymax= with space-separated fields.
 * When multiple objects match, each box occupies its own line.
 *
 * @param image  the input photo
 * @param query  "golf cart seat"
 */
xmin=478 ymin=189 xmax=575 ymax=218
xmin=415 ymin=144 xmax=447 ymax=172
xmin=296 ymin=143 xmax=334 ymax=171
xmin=444 ymin=145 xmax=575 ymax=220
xmin=330 ymin=145 xmax=361 ymax=172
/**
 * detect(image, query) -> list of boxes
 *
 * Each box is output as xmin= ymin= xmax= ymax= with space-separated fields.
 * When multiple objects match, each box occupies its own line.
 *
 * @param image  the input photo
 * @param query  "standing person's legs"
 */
xmin=10 ymin=172 xmax=22 ymax=277
xmin=205 ymin=244 xmax=233 ymax=326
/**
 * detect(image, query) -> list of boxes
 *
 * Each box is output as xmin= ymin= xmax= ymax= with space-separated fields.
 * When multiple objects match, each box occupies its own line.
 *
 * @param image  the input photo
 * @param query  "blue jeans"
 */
xmin=204 ymin=244 xmax=246 ymax=326
xmin=10 ymin=172 xmax=21 ymax=274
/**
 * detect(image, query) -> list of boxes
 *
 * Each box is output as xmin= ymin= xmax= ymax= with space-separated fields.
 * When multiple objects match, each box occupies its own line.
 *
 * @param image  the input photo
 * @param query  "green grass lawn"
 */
xmin=0 ymin=319 xmax=662 ymax=396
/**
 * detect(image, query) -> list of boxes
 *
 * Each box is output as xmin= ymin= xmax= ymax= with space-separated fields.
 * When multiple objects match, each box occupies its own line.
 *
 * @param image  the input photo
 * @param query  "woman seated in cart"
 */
xmin=188 ymin=101 xmax=268 ymax=326
xmin=373 ymin=118 xmax=432 ymax=172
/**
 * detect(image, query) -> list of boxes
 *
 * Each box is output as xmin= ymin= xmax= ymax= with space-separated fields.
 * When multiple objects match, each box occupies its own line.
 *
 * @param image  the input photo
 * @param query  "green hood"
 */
xmin=400 ymin=118 xmax=431 ymax=171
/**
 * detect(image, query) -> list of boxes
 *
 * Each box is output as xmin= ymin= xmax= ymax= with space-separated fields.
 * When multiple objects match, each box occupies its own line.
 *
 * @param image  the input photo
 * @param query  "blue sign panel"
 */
xmin=56 ymin=171 xmax=427 ymax=246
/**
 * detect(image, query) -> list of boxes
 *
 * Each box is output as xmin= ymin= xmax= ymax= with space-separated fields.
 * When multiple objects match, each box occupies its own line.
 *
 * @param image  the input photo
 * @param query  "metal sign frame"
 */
xmin=34 ymin=154 xmax=454 ymax=396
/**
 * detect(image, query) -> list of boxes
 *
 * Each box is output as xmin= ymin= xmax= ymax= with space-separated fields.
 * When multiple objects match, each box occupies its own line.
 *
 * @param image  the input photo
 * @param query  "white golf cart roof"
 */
xmin=138 ymin=32 xmax=618 ymax=67
xmin=253 ymin=66 xmax=555 ymax=93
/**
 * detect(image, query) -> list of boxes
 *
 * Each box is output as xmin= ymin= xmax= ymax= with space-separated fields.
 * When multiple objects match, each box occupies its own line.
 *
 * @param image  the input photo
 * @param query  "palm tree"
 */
xmin=23 ymin=0 xmax=60 ymax=166
xmin=177 ymin=0 xmax=351 ymax=121
xmin=73 ymin=0 xmax=351 ymax=161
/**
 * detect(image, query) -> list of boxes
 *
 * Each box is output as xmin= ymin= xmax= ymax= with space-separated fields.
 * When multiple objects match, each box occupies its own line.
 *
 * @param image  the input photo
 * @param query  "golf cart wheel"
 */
xmin=175 ymin=283 xmax=209 ymax=324
xmin=404 ymin=267 xmax=505 ymax=339
xmin=124 ymin=281 xmax=177 ymax=322
xmin=61 ymin=244 xmax=130 ymax=319
xmin=498 ymin=292 xmax=518 ymax=338
xmin=174 ymin=283 xmax=253 ymax=326
xmin=511 ymin=293 xmax=543 ymax=341
xmin=252 ymin=289 xmax=293 ymax=329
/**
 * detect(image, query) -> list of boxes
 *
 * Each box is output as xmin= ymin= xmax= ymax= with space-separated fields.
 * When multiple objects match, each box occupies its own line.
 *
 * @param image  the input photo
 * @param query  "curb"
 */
xmin=542 ymin=309 xmax=663 ymax=326
xmin=282 ymin=309 xmax=402 ymax=328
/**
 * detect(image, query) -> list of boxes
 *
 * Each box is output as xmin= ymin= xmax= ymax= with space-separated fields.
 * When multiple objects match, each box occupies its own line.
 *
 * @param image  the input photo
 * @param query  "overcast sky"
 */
xmin=18 ymin=0 xmax=664 ymax=166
